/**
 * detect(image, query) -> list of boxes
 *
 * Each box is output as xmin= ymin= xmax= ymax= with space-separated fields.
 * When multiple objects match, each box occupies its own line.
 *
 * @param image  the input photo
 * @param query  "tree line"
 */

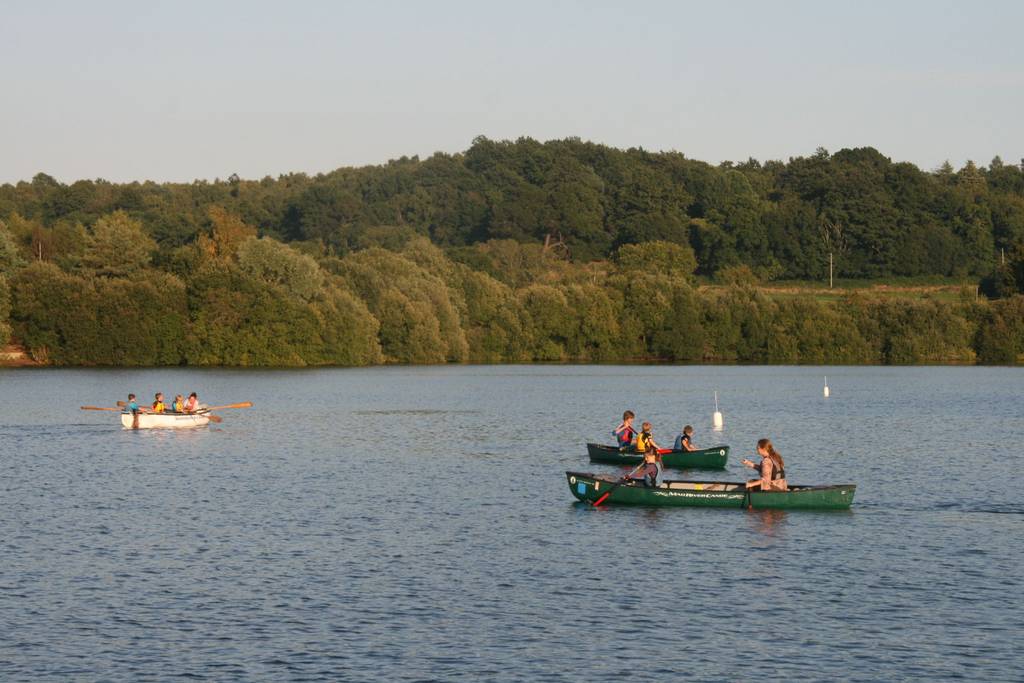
xmin=0 ymin=137 xmax=1023 ymax=365
xmin=0 ymin=213 xmax=1021 ymax=365
xmin=3 ymin=138 xmax=1024 ymax=281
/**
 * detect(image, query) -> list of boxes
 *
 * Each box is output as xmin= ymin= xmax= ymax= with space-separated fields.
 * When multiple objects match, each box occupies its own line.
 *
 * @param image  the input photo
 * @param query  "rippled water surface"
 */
xmin=2 ymin=365 xmax=1023 ymax=681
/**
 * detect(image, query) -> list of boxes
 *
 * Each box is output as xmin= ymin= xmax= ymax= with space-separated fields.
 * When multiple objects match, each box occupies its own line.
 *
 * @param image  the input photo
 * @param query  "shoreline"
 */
xmin=2 ymin=358 xmax=1018 ymax=369
xmin=0 ymin=344 xmax=40 ymax=367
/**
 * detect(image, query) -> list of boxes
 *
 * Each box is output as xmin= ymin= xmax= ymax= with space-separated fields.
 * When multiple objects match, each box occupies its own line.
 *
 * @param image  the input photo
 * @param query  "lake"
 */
xmin=2 ymin=365 xmax=1022 ymax=681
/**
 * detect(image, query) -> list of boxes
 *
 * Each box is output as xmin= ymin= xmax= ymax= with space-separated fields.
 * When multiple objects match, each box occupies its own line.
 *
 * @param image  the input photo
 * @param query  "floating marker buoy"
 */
xmin=823 ymin=376 xmax=830 ymax=398
xmin=712 ymin=391 xmax=724 ymax=431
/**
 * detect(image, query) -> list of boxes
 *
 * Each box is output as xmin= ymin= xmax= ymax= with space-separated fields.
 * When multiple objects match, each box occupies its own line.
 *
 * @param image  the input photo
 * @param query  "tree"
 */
xmin=334 ymin=248 xmax=468 ymax=362
xmin=614 ymin=241 xmax=697 ymax=281
xmin=0 ymin=276 xmax=10 ymax=347
xmin=236 ymin=237 xmax=324 ymax=301
xmin=309 ymin=282 xmax=383 ymax=365
xmin=0 ymin=222 xmax=26 ymax=278
xmin=199 ymin=206 xmax=257 ymax=260
xmin=81 ymin=211 xmax=156 ymax=277
xmin=518 ymin=284 xmax=573 ymax=360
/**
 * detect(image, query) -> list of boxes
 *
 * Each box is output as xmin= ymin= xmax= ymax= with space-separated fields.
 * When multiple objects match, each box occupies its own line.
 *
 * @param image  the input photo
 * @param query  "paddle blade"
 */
xmin=207 ymin=414 xmax=223 ymax=423
xmin=116 ymin=400 xmax=127 ymax=407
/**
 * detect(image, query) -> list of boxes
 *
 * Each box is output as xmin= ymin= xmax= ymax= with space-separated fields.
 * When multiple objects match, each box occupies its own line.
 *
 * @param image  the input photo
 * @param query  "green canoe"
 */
xmin=587 ymin=442 xmax=729 ymax=470
xmin=566 ymin=471 xmax=855 ymax=510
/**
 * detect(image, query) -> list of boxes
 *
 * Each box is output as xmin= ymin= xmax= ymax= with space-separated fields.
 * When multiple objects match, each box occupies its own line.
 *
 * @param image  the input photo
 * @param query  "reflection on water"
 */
xmin=1 ymin=364 xmax=1023 ymax=681
xmin=745 ymin=508 xmax=789 ymax=538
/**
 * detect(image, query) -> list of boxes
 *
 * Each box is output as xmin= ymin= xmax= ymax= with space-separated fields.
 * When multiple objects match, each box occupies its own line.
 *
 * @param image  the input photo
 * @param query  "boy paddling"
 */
xmin=613 ymin=410 xmax=637 ymax=451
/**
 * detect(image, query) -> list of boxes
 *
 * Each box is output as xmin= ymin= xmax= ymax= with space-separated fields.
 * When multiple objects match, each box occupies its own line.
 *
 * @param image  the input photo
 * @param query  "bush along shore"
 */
xmin=1 ymin=139 xmax=1023 ymax=366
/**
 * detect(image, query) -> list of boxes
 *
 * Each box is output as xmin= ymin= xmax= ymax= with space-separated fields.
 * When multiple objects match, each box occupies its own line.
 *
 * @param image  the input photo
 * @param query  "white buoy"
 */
xmin=712 ymin=391 xmax=724 ymax=431
xmin=823 ymin=376 xmax=830 ymax=398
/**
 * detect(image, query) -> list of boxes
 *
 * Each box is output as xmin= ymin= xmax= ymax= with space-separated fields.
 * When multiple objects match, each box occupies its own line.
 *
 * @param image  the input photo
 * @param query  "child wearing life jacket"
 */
xmin=613 ymin=410 xmax=637 ymax=450
xmin=152 ymin=392 xmax=166 ymax=413
xmin=674 ymin=425 xmax=697 ymax=451
xmin=126 ymin=393 xmax=144 ymax=429
xmin=630 ymin=422 xmax=663 ymax=487
xmin=172 ymin=394 xmax=185 ymax=412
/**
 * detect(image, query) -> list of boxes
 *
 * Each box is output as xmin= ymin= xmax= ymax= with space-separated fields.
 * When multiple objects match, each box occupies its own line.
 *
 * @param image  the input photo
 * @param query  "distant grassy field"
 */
xmin=702 ymin=277 xmax=978 ymax=304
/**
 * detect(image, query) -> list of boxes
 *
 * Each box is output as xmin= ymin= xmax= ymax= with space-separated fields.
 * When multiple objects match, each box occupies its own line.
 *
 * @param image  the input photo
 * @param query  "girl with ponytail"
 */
xmin=741 ymin=438 xmax=788 ymax=491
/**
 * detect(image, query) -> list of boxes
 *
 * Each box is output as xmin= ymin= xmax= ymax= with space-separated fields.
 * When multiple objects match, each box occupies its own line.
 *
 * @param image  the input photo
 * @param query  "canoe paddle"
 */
xmin=204 ymin=402 xmax=252 ymax=411
xmin=592 ymin=461 xmax=647 ymax=507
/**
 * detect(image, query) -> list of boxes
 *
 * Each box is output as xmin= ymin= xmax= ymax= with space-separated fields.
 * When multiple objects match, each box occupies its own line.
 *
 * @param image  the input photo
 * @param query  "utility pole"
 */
xmin=829 ymin=252 xmax=833 ymax=289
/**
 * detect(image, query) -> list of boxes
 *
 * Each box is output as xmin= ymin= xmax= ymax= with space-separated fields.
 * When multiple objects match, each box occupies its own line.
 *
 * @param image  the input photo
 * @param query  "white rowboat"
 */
xmin=121 ymin=410 xmax=211 ymax=429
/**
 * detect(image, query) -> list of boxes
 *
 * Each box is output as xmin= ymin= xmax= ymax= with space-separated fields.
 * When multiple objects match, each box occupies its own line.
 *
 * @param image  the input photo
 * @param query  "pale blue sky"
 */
xmin=2 ymin=0 xmax=1021 ymax=183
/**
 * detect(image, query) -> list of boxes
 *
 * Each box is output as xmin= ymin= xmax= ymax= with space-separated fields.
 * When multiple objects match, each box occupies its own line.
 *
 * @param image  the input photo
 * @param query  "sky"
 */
xmin=2 ymin=0 xmax=1022 ymax=183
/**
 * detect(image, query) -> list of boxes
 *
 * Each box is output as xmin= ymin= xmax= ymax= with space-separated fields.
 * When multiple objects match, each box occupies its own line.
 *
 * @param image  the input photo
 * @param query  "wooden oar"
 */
xmin=205 ymin=402 xmax=252 ymax=411
xmin=207 ymin=413 xmax=223 ymax=423
xmin=81 ymin=406 xmax=123 ymax=411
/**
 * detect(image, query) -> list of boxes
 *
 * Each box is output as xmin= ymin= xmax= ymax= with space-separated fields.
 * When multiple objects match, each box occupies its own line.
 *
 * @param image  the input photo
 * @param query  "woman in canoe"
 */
xmin=183 ymin=392 xmax=199 ymax=412
xmin=741 ymin=438 xmax=787 ymax=491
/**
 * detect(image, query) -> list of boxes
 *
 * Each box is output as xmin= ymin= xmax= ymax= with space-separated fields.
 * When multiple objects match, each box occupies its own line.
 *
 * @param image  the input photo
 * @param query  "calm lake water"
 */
xmin=2 ymin=365 xmax=1022 ymax=682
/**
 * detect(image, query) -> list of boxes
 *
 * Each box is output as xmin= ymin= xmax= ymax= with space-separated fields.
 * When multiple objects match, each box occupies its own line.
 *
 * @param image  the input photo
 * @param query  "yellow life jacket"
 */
xmin=153 ymin=401 xmax=165 ymax=413
xmin=636 ymin=431 xmax=654 ymax=455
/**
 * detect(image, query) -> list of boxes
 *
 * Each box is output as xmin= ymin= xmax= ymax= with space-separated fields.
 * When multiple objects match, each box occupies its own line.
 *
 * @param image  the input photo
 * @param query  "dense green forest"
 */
xmin=1 ymin=138 xmax=1023 ymax=366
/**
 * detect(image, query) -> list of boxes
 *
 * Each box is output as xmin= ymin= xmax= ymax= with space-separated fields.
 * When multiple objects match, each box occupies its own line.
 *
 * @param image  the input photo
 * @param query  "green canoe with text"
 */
xmin=566 ymin=471 xmax=855 ymax=510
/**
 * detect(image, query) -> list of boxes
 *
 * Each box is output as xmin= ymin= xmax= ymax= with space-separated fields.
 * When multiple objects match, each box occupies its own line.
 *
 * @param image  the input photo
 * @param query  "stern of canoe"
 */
xmin=748 ymin=485 xmax=856 ymax=510
xmin=661 ymin=446 xmax=729 ymax=470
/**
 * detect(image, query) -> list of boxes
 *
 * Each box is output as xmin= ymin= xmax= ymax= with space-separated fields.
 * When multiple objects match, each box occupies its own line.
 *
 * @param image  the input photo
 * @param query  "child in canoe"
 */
xmin=152 ymin=392 xmax=166 ymax=413
xmin=613 ymin=410 xmax=637 ymax=451
xmin=126 ymin=393 xmax=146 ymax=429
xmin=741 ymin=438 xmax=788 ymax=491
xmin=627 ymin=422 xmax=663 ymax=487
xmin=673 ymin=425 xmax=697 ymax=451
